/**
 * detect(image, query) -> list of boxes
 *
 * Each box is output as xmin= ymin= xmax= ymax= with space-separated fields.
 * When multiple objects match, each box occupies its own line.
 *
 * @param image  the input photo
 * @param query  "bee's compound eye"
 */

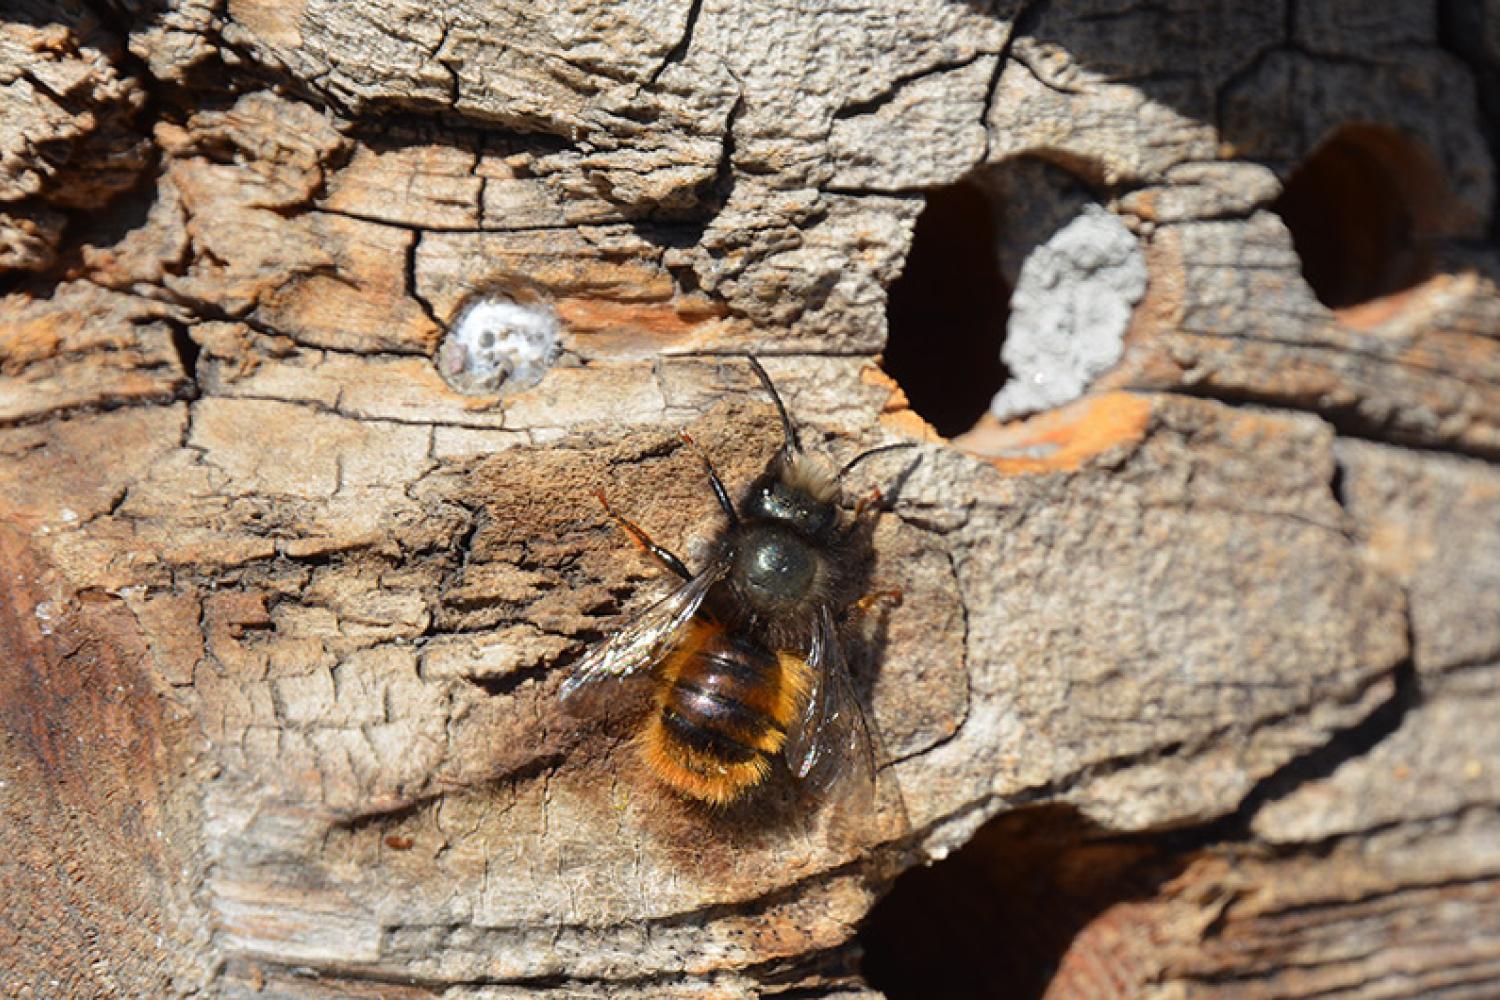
xmin=744 ymin=481 xmax=784 ymax=522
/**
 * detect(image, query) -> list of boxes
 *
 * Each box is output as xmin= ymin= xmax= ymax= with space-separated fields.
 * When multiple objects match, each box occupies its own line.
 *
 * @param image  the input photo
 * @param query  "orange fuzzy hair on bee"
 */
xmin=637 ymin=720 xmax=774 ymax=807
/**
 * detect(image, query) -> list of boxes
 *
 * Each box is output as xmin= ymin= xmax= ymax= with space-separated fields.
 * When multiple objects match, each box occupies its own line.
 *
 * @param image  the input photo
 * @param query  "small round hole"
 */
xmin=882 ymin=181 xmax=1011 ymax=438
xmin=1273 ymin=125 xmax=1450 ymax=310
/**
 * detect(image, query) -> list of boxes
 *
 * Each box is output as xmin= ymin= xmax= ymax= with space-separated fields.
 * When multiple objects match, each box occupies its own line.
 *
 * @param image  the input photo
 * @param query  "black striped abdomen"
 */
xmin=665 ymin=631 xmax=786 ymax=756
xmin=641 ymin=624 xmax=802 ymax=804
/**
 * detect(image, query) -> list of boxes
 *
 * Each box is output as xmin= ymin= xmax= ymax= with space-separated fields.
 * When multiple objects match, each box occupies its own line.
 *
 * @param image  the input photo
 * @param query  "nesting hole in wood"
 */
xmin=1273 ymin=124 xmax=1453 ymax=311
xmin=859 ymin=806 xmax=1171 ymax=999
xmin=436 ymin=279 xmax=562 ymax=395
xmin=883 ymin=180 xmax=1012 ymax=438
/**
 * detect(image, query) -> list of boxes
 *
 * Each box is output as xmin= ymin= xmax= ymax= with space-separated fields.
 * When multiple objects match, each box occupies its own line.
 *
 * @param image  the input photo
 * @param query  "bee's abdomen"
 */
xmin=660 ymin=704 xmax=764 ymax=765
xmin=641 ymin=626 xmax=797 ymax=805
xmin=668 ymin=637 xmax=787 ymax=757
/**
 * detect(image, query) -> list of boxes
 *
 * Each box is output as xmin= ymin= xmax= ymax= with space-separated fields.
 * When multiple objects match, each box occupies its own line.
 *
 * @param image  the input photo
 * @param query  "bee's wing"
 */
xmin=783 ymin=605 xmax=875 ymax=797
xmin=560 ymin=559 xmax=728 ymax=703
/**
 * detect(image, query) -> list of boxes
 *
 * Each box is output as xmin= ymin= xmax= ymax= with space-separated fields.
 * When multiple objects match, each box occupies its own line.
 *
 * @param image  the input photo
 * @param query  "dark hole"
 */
xmin=883 ymin=181 xmax=1010 ymax=438
xmin=169 ymin=323 xmax=200 ymax=384
xmin=860 ymin=806 xmax=1172 ymax=999
xmin=1437 ymin=0 xmax=1500 ymax=239
xmin=1272 ymin=126 xmax=1440 ymax=310
xmin=1329 ymin=459 xmax=1348 ymax=511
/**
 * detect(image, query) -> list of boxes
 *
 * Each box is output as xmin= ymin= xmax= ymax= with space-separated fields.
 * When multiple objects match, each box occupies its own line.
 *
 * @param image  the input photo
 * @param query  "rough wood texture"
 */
xmin=2 ymin=1 xmax=1498 ymax=997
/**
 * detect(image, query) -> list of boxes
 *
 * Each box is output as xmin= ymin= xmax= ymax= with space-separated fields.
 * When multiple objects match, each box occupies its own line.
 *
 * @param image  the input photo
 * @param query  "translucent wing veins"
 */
xmin=560 ymin=560 xmax=727 ymax=702
xmin=783 ymin=605 xmax=875 ymax=795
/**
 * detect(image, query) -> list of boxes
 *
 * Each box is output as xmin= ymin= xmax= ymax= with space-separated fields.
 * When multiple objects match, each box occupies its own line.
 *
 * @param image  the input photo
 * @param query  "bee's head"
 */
xmin=739 ymin=358 xmax=841 ymax=538
xmin=743 ymin=451 xmax=839 ymax=539
xmin=738 ymin=356 xmax=916 ymax=538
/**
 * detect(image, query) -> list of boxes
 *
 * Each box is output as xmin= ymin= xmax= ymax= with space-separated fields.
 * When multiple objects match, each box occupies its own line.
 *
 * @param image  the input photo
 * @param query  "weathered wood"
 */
xmin=2 ymin=1 xmax=1499 ymax=997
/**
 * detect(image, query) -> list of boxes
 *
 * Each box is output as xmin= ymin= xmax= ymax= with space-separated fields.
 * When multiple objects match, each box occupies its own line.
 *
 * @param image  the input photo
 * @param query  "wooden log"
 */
xmin=2 ymin=1 xmax=1498 ymax=997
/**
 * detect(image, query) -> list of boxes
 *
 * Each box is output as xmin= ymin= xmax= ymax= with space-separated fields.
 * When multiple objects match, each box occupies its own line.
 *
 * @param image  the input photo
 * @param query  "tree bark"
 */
xmin=2 ymin=1 xmax=1499 ymax=997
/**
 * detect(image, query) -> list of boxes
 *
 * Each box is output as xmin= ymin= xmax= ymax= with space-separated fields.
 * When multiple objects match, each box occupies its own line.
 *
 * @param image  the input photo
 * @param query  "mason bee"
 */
xmin=561 ymin=358 xmax=913 ymax=806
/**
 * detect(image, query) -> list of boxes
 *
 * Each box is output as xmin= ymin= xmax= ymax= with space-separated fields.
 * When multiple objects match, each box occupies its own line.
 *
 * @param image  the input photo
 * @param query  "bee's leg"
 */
xmin=594 ymin=490 xmax=693 ymax=581
xmin=679 ymin=431 xmax=740 ymax=528
xmin=852 ymin=485 xmax=884 ymax=521
xmin=841 ymin=588 xmax=903 ymax=624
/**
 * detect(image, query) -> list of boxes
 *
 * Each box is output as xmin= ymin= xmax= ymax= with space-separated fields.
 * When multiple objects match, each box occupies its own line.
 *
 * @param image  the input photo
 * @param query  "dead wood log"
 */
xmin=2 ymin=1 xmax=1499 ymax=997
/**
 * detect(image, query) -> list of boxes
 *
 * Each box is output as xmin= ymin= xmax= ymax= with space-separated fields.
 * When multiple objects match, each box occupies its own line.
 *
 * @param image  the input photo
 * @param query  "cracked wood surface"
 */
xmin=1 ymin=1 xmax=1499 ymax=997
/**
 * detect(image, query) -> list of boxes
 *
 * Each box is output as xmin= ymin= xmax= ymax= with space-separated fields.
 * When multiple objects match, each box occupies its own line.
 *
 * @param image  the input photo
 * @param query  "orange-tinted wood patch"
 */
xmin=864 ymin=364 xmax=944 ymax=441
xmin=957 ymin=392 xmax=1153 ymax=474
xmin=555 ymin=295 xmax=728 ymax=346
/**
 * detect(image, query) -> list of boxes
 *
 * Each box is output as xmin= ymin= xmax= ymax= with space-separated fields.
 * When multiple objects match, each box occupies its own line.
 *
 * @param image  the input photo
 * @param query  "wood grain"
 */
xmin=1 ymin=1 xmax=1498 ymax=996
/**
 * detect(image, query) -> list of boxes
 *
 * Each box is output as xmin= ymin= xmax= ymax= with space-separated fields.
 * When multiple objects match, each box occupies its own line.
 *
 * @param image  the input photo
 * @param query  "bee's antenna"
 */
xmin=747 ymin=356 xmax=801 ymax=453
xmin=837 ymin=442 xmax=919 ymax=480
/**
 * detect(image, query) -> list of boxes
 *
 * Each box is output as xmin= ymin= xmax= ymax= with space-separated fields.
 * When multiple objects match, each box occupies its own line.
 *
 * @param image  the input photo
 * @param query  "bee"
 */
xmin=561 ymin=358 xmax=913 ymax=806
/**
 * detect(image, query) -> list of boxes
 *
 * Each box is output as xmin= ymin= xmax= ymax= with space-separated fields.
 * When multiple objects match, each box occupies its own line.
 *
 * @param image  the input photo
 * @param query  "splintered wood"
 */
xmin=2 ymin=1 xmax=1498 ymax=997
